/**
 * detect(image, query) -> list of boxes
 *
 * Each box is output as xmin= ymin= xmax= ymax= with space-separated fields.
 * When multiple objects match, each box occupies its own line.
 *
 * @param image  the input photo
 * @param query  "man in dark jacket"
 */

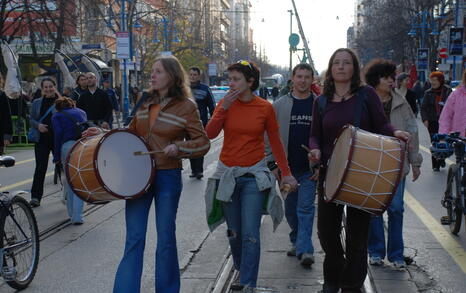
xmin=103 ymin=79 xmax=120 ymax=129
xmin=0 ymin=89 xmax=13 ymax=155
xmin=76 ymin=72 xmax=112 ymax=129
xmin=71 ymin=73 xmax=88 ymax=102
xmin=188 ymin=67 xmax=215 ymax=179
xmin=421 ymin=71 xmax=452 ymax=171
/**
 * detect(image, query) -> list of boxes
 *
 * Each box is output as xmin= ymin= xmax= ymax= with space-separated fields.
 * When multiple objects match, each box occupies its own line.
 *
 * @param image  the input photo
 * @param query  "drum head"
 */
xmin=325 ymin=126 xmax=354 ymax=200
xmin=96 ymin=131 xmax=153 ymax=198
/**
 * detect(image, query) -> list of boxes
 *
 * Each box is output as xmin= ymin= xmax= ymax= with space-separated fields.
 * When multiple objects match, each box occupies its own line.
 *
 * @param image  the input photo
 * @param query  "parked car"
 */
xmin=210 ymin=86 xmax=230 ymax=104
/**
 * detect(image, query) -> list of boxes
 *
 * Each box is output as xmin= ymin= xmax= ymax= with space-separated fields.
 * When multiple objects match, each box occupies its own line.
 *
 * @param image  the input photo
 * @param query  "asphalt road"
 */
xmin=0 ymin=117 xmax=465 ymax=292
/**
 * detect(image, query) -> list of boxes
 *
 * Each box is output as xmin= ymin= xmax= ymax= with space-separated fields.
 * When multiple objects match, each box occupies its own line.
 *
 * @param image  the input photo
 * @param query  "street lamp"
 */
xmin=407 ymin=10 xmax=440 ymax=82
xmin=151 ymin=17 xmax=180 ymax=51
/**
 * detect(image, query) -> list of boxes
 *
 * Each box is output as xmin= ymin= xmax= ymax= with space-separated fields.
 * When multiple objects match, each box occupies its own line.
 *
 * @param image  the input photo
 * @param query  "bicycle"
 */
xmin=0 ymin=156 xmax=40 ymax=290
xmin=430 ymin=133 xmax=466 ymax=235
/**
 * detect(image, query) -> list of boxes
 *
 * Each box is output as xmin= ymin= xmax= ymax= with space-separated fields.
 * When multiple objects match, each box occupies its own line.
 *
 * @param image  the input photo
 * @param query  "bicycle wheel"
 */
xmin=0 ymin=196 xmax=40 ymax=290
xmin=450 ymin=171 xmax=463 ymax=235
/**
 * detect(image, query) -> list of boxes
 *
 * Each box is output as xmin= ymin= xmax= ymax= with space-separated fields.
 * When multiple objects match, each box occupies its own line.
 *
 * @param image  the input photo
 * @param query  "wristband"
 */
xmin=267 ymin=161 xmax=278 ymax=171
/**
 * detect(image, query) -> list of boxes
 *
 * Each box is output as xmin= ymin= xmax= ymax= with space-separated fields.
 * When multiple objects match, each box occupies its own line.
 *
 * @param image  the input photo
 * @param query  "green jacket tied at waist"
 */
xmin=204 ymin=159 xmax=284 ymax=232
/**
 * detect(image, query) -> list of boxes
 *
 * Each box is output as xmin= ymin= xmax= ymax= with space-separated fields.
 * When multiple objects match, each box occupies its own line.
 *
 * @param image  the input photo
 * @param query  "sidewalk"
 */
xmin=254 ymin=215 xmax=418 ymax=292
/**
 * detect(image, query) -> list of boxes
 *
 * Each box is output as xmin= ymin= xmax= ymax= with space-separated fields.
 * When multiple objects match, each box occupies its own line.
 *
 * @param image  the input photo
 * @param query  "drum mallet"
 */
xmin=133 ymin=150 xmax=165 ymax=156
xmin=280 ymin=184 xmax=291 ymax=199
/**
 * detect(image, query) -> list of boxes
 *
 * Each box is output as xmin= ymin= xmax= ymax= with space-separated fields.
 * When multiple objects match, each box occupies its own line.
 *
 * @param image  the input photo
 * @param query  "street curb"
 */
xmin=364 ymin=266 xmax=378 ymax=293
xmin=211 ymin=253 xmax=234 ymax=293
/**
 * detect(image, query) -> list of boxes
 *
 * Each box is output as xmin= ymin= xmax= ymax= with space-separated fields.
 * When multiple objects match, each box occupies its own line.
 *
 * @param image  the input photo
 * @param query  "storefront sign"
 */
xmin=417 ymin=48 xmax=429 ymax=70
xmin=449 ymin=27 xmax=464 ymax=56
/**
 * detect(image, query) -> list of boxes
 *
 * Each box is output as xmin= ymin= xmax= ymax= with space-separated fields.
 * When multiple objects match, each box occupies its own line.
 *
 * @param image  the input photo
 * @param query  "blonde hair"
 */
xmin=148 ymin=56 xmax=191 ymax=102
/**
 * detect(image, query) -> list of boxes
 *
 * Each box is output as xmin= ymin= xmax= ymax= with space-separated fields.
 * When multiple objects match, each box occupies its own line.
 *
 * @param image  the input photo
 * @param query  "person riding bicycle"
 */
xmin=439 ymin=70 xmax=466 ymax=137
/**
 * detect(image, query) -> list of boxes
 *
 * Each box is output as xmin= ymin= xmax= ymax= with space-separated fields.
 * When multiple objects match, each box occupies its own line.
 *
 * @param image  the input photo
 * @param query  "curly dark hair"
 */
xmin=227 ymin=61 xmax=261 ymax=91
xmin=323 ymin=48 xmax=362 ymax=98
xmin=364 ymin=59 xmax=396 ymax=88
xmin=55 ymin=97 xmax=76 ymax=111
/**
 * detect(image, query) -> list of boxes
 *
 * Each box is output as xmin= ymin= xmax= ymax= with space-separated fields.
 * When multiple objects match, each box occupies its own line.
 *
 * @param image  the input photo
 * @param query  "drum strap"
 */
xmin=125 ymin=92 xmax=149 ymax=126
xmin=353 ymin=90 xmax=368 ymax=128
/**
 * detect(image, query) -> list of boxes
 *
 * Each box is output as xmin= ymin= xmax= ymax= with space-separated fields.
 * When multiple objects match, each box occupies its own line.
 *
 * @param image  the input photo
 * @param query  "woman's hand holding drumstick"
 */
xmin=302 ymin=144 xmax=320 ymax=181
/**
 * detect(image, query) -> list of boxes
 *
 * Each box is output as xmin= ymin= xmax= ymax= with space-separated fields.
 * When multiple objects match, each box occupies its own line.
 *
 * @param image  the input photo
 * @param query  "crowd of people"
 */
xmin=0 ymin=47 xmax=465 ymax=293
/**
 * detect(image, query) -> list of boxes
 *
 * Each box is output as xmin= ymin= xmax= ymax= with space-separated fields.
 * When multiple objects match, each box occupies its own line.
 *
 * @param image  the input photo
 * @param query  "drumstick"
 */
xmin=280 ymin=183 xmax=291 ymax=199
xmin=301 ymin=144 xmax=311 ymax=153
xmin=133 ymin=150 xmax=165 ymax=156
xmin=301 ymin=144 xmax=320 ymax=169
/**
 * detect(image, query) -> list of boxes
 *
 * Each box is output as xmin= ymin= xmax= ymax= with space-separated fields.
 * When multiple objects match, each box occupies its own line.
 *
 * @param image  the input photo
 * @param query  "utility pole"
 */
xmin=121 ymin=0 xmax=129 ymax=120
xmin=452 ymin=0 xmax=460 ymax=80
xmin=290 ymin=0 xmax=315 ymax=72
xmin=288 ymin=9 xmax=293 ymax=76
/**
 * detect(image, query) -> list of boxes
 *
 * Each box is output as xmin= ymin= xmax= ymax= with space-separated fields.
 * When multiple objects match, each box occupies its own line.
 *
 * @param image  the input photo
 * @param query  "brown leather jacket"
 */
xmin=129 ymin=97 xmax=210 ymax=169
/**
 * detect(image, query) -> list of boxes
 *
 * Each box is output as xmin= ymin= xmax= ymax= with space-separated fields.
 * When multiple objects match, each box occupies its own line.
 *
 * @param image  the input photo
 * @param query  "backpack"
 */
xmin=316 ymin=87 xmax=368 ymax=128
xmin=59 ymin=110 xmax=95 ymax=140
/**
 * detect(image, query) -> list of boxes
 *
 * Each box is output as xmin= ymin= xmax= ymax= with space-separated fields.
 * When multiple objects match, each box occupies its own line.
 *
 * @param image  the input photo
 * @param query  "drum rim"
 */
xmin=324 ymin=124 xmax=406 ymax=215
xmin=324 ymin=124 xmax=356 ymax=202
xmin=65 ymin=128 xmax=156 ymax=202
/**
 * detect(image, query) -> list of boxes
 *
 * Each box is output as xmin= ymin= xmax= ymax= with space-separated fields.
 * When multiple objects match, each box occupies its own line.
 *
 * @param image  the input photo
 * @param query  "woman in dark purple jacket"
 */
xmin=52 ymin=97 xmax=87 ymax=225
xmin=308 ymin=48 xmax=410 ymax=293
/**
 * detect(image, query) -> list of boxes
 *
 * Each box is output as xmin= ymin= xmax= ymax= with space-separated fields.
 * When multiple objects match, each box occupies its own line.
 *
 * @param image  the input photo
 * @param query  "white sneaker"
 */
xmin=369 ymin=256 xmax=384 ymax=266
xmin=392 ymin=260 xmax=407 ymax=269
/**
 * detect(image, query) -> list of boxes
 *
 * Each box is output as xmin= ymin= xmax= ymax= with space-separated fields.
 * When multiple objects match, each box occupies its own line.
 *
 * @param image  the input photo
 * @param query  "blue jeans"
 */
xmin=285 ymin=171 xmax=317 ymax=257
xmin=113 ymin=169 xmax=182 ymax=293
xmin=368 ymin=178 xmax=406 ymax=262
xmin=61 ymin=141 xmax=84 ymax=223
xmin=221 ymin=176 xmax=266 ymax=288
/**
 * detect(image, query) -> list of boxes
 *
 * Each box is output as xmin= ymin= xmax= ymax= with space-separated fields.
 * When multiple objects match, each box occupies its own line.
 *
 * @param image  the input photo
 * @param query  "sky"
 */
xmin=249 ymin=0 xmax=356 ymax=74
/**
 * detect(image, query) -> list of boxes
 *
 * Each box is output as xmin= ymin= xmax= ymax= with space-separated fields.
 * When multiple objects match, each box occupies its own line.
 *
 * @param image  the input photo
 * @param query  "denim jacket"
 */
xmin=204 ymin=159 xmax=284 ymax=232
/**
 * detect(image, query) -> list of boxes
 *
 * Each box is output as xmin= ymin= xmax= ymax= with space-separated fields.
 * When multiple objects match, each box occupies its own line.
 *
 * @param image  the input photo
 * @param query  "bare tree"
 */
xmin=355 ymin=0 xmax=454 ymax=70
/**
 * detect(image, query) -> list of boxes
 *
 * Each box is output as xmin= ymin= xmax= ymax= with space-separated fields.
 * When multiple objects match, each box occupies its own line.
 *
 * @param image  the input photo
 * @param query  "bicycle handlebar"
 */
xmin=430 ymin=133 xmax=466 ymax=160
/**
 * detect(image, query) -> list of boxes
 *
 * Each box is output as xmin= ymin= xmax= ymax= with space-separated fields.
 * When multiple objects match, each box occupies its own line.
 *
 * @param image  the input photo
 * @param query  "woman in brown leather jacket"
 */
xmin=85 ymin=56 xmax=210 ymax=293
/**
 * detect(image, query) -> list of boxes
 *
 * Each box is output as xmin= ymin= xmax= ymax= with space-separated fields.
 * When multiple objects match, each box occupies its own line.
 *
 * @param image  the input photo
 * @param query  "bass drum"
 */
xmin=324 ymin=125 xmax=405 ymax=214
xmin=65 ymin=129 xmax=155 ymax=204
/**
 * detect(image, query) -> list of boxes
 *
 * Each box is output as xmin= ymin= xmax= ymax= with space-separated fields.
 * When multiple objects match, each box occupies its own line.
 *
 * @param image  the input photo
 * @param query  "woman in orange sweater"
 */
xmin=206 ymin=61 xmax=297 ymax=290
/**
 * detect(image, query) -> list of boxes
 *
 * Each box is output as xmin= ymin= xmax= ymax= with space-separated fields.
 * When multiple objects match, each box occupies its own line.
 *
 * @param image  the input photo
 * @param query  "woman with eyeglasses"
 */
xmin=205 ymin=60 xmax=298 ymax=291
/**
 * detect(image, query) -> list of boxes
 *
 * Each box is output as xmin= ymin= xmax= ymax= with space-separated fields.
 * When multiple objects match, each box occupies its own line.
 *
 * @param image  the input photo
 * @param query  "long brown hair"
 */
xmin=323 ymin=48 xmax=362 ymax=98
xmin=147 ymin=56 xmax=191 ymax=102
